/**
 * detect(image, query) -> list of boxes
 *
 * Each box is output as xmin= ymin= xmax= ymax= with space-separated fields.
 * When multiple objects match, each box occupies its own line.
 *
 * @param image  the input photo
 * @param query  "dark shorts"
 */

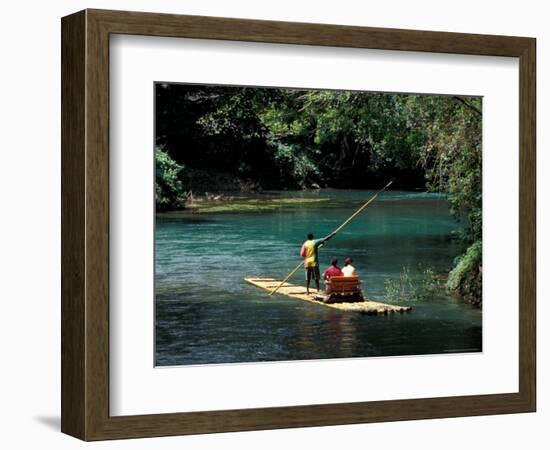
xmin=305 ymin=265 xmax=320 ymax=282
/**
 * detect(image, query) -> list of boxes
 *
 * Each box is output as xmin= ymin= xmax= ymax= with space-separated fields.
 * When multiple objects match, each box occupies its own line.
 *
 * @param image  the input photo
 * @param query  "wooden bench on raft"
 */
xmin=319 ymin=275 xmax=363 ymax=303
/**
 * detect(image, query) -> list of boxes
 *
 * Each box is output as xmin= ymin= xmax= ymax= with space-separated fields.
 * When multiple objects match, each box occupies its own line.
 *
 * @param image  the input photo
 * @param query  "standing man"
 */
xmin=300 ymin=232 xmax=336 ymax=294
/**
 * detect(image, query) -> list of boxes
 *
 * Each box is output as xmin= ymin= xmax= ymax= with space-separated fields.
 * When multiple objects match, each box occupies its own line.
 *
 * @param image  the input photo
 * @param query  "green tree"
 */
xmin=155 ymin=146 xmax=185 ymax=212
xmin=405 ymin=95 xmax=482 ymax=304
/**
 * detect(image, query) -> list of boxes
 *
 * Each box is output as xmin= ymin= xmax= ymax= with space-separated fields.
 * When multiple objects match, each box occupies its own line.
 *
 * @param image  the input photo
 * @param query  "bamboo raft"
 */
xmin=245 ymin=277 xmax=412 ymax=315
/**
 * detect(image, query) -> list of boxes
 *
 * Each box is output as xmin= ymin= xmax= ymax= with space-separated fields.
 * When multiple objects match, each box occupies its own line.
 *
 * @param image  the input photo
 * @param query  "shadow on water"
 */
xmin=155 ymin=190 xmax=481 ymax=366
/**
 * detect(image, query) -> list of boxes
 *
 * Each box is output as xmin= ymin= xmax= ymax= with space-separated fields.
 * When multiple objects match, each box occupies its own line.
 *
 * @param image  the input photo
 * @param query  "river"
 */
xmin=155 ymin=189 xmax=482 ymax=366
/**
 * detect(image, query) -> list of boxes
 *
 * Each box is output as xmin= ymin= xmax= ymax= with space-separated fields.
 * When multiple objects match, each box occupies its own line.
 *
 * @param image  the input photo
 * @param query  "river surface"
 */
xmin=155 ymin=190 xmax=482 ymax=366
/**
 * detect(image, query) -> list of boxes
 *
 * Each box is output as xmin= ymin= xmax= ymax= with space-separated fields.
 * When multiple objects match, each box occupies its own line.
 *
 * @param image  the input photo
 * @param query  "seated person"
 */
xmin=342 ymin=257 xmax=357 ymax=277
xmin=323 ymin=257 xmax=343 ymax=281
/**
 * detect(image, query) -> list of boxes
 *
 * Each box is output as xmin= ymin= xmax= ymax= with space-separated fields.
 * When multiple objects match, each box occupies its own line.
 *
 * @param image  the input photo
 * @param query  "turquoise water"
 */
xmin=155 ymin=190 xmax=482 ymax=366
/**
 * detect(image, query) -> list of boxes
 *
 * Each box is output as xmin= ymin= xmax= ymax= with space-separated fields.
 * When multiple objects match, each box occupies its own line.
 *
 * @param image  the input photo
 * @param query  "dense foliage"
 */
xmin=446 ymin=241 xmax=482 ymax=305
xmin=155 ymin=146 xmax=185 ymax=212
xmin=155 ymin=84 xmax=482 ymax=304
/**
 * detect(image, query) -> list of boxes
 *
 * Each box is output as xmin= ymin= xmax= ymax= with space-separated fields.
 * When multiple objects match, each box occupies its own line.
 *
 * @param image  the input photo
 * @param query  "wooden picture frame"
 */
xmin=61 ymin=9 xmax=536 ymax=441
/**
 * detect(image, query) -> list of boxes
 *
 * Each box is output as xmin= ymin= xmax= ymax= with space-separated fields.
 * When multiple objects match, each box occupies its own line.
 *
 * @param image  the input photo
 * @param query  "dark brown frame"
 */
xmin=61 ymin=9 xmax=536 ymax=441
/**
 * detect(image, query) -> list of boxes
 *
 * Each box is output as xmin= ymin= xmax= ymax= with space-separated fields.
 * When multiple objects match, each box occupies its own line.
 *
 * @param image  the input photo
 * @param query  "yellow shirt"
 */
xmin=301 ymin=239 xmax=321 ymax=268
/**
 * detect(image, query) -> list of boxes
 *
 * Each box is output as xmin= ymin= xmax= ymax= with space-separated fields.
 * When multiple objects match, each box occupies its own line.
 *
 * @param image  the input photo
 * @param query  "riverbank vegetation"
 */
xmin=384 ymin=265 xmax=445 ymax=303
xmin=155 ymin=84 xmax=482 ymax=305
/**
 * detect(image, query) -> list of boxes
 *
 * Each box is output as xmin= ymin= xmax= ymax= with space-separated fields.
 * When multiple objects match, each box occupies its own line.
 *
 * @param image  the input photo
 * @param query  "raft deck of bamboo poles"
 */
xmin=245 ymin=277 xmax=412 ymax=315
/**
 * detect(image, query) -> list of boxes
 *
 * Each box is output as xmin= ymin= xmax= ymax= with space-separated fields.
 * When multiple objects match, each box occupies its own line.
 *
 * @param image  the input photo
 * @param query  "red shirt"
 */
xmin=323 ymin=265 xmax=343 ymax=280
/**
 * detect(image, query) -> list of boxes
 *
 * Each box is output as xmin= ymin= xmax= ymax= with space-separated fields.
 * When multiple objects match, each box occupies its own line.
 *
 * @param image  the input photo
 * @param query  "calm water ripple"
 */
xmin=155 ymin=190 xmax=482 ymax=366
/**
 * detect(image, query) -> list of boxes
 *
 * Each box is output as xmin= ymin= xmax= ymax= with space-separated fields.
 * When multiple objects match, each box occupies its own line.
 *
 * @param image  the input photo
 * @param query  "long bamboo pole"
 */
xmin=269 ymin=180 xmax=393 ymax=296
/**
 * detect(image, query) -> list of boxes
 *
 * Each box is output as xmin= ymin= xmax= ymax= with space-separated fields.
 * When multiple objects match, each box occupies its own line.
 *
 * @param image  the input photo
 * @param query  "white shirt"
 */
xmin=342 ymin=265 xmax=356 ymax=277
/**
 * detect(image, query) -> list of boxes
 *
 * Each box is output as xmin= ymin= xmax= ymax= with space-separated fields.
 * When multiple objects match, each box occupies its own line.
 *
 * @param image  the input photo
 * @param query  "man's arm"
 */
xmin=319 ymin=232 xmax=337 ymax=244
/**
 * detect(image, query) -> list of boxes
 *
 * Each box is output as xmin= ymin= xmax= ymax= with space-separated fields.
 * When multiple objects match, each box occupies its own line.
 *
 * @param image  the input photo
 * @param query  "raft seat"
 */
xmin=325 ymin=276 xmax=361 ymax=294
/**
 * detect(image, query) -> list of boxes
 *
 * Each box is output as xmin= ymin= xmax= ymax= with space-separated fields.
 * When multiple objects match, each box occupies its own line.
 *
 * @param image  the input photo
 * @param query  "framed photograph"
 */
xmin=61 ymin=9 xmax=536 ymax=440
